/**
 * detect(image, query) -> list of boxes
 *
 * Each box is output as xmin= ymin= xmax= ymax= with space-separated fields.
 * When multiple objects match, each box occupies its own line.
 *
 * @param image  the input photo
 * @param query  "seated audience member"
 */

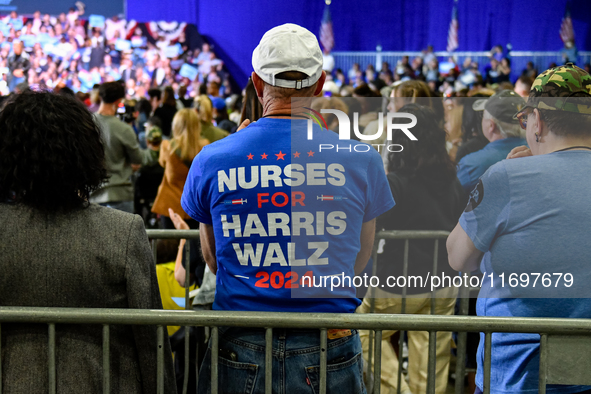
xmin=148 ymin=88 xmax=162 ymax=114
xmin=134 ymin=126 xmax=165 ymax=219
xmin=7 ymin=40 xmax=30 ymax=92
xmin=358 ymin=104 xmax=465 ymax=394
xmin=89 ymin=82 xmax=148 ymax=213
xmin=380 ymin=80 xmax=444 ymax=170
xmin=445 ymin=103 xmax=464 ymax=161
xmin=310 ymin=96 xmax=349 ymax=132
xmin=521 ymin=61 xmax=538 ymax=79
xmin=497 ymin=58 xmax=511 ymax=83
xmin=88 ymin=84 xmax=101 ymax=112
xmin=154 ymin=86 xmax=178 ymax=137
xmin=211 ymin=97 xmax=237 ymax=133
xmin=0 ymin=91 xmax=176 ymax=393
xmin=514 ymin=75 xmax=534 ymax=98
xmin=456 ymin=90 xmax=526 ymax=194
xmin=193 ymin=94 xmax=229 ymax=142
xmin=178 ymin=84 xmax=194 ymax=108
xmin=136 ymin=97 xmax=153 ymax=142
xmin=455 ymin=93 xmax=494 ymax=162
xmin=181 ymin=23 xmax=394 ymax=394
xmin=448 ymin=63 xmax=591 ymax=394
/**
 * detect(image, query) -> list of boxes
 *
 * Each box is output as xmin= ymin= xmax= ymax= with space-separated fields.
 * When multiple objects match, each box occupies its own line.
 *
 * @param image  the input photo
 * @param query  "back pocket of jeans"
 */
xmin=218 ymin=356 xmax=259 ymax=394
xmin=305 ymin=352 xmax=365 ymax=394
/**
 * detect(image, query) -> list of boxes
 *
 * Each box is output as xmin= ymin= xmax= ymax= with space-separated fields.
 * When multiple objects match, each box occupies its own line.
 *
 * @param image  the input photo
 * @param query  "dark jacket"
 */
xmin=0 ymin=203 xmax=177 ymax=393
xmin=377 ymin=171 xmax=467 ymax=294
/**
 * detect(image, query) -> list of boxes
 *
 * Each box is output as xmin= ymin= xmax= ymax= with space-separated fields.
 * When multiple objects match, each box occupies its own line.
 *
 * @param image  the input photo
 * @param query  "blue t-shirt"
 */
xmin=456 ymin=137 xmax=526 ymax=194
xmin=459 ymin=151 xmax=591 ymax=393
xmin=181 ymin=118 xmax=394 ymax=313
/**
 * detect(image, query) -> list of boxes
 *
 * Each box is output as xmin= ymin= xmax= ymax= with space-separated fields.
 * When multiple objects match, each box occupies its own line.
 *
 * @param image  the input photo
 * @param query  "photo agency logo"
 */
xmin=305 ymin=102 xmax=418 ymax=154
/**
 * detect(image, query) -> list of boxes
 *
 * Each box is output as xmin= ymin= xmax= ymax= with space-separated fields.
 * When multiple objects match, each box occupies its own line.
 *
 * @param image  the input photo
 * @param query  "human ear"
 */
xmin=251 ymin=72 xmax=265 ymax=98
xmin=313 ymin=71 xmax=327 ymax=96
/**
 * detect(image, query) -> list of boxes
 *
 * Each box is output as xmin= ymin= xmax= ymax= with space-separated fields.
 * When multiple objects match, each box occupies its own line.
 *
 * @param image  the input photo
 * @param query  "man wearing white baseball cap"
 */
xmin=182 ymin=23 xmax=393 ymax=393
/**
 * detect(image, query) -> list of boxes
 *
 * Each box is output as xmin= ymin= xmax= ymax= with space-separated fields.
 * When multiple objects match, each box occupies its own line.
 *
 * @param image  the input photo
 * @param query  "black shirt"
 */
xmin=153 ymin=104 xmax=177 ymax=137
xmin=376 ymin=170 xmax=467 ymax=294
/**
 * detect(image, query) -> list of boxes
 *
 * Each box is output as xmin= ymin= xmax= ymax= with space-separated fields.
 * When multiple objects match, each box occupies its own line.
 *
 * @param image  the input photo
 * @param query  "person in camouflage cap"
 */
xmin=448 ymin=62 xmax=591 ymax=393
xmin=510 ymin=62 xmax=591 ymax=155
xmin=515 ymin=62 xmax=591 ymax=116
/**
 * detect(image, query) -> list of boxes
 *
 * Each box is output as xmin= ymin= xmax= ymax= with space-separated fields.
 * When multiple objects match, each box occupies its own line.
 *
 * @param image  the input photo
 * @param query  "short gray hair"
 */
xmin=483 ymin=110 xmax=523 ymax=139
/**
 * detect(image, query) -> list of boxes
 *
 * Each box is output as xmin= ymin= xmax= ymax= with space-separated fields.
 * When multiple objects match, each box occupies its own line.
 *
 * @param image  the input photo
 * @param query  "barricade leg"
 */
xmin=265 ymin=328 xmax=272 ymax=394
xmin=103 ymin=324 xmax=110 ymax=394
xmin=539 ymin=334 xmax=547 ymax=394
xmin=157 ymin=325 xmax=164 ymax=394
xmin=48 ymin=324 xmax=56 ymax=394
xmin=483 ymin=332 xmax=492 ymax=394
xmin=426 ymin=331 xmax=437 ymax=394
xmin=183 ymin=242 xmax=191 ymax=394
xmin=211 ymin=327 xmax=219 ymax=394
xmin=320 ymin=328 xmax=328 ymax=394
xmin=374 ymin=330 xmax=382 ymax=394
xmin=0 ymin=323 xmax=2 ymax=394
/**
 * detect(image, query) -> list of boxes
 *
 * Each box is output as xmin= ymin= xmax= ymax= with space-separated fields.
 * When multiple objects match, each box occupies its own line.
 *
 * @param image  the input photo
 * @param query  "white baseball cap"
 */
xmin=252 ymin=23 xmax=323 ymax=90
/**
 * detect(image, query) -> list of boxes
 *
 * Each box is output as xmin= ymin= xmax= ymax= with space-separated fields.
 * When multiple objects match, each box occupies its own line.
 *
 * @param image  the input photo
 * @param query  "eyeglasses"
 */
xmin=515 ymin=107 xmax=534 ymax=130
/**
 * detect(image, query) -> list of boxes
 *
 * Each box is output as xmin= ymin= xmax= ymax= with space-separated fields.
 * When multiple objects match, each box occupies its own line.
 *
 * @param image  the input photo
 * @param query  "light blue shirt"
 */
xmin=459 ymin=151 xmax=591 ymax=393
xmin=456 ymin=137 xmax=526 ymax=194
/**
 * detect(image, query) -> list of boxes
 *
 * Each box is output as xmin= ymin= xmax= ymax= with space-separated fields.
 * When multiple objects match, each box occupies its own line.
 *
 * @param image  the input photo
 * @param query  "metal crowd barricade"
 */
xmin=366 ymin=230 xmax=469 ymax=394
xmin=2 ymin=308 xmax=591 ymax=394
xmin=331 ymin=50 xmax=591 ymax=83
xmin=2 ymin=230 xmax=591 ymax=394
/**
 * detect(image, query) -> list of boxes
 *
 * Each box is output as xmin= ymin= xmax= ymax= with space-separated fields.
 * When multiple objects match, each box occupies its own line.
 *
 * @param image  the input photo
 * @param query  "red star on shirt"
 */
xmin=261 ymin=153 xmax=268 ymax=159
xmin=275 ymin=151 xmax=286 ymax=160
xmin=307 ymin=150 xmax=315 ymax=157
xmin=247 ymin=153 xmax=254 ymax=160
xmin=293 ymin=151 xmax=301 ymax=158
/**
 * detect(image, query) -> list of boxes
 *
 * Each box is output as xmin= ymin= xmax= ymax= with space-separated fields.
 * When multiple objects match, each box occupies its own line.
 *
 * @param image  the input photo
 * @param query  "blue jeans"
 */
xmin=198 ymin=327 xmax=367 ymax=394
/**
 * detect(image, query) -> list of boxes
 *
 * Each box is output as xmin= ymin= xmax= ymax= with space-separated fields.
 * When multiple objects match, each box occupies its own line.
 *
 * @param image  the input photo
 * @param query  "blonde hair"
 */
xmin=392 ymin=80 xmax=431 ymax=103
xmin=170 ymin=109 xmax=208 ymax=162
xmin=194 ymin=95 xmax=213 ymax=123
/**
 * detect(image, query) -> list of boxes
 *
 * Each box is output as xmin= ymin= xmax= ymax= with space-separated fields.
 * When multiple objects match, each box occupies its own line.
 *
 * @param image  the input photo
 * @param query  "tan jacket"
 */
xmin=152 ymin=140 xmax=192 ymax=219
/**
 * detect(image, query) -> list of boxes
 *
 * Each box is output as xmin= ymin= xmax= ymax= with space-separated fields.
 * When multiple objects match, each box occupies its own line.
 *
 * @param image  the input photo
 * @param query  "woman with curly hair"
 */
xmin=0 ymin=91 xmax=176 ymax=393
xmin=357 ymin=104 xmax=466 ymax=394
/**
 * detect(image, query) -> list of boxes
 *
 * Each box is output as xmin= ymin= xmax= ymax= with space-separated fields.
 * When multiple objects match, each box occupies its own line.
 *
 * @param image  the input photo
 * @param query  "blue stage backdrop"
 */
xmin=128 ymin=0 xmax=591 ymax=87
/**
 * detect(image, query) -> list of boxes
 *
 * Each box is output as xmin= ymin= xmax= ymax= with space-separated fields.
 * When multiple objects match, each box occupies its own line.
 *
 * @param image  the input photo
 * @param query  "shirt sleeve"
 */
xmin=119 ymin=123 xmax=144 ymax=165
xmin=456 ymin=156 xmax=477 ymax=194
xmin=363 ymin=149 xmax=396 ymax=222
xmin=459 ymin=162 xmax=511 ymax=253
xmin=181 ymin=150 xmax=213 ymax=224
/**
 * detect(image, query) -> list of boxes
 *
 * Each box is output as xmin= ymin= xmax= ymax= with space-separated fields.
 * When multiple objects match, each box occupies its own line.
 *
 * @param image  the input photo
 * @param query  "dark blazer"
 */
xmin=0 ymin=203 xmax=177 ymax=393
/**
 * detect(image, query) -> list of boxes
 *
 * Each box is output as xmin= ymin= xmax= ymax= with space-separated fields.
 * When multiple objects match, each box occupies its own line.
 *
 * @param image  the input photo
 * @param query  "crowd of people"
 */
xmin=2 ymin=11 xmax=591 ymax=394
xmin=322 ymin=44 xmax=591 ymax=101
xmin=0 ymin=7 xmax=231 ymax=99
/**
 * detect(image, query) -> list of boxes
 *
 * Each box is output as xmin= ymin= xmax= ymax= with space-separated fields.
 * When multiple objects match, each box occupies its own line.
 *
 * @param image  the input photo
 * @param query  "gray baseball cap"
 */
xmin=473 ymin=90 xmax=525 ymax=123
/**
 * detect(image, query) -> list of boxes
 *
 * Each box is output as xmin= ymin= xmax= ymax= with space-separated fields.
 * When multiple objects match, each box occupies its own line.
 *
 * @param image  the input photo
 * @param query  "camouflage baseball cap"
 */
xmin=146 ymin=126 xmax=163 ymax=145
xmin=515 ymin=63 xmax=591 ymax=118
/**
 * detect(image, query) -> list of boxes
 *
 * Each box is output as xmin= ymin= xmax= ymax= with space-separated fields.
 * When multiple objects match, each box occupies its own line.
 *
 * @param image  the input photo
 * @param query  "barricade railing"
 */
xmin=331 ymin=50 xmax=591 ymax=84
xmin=148 ymin=229 xmax=466 ymax=393
xmin=2 ymin=308 xmax=591 ymax=394
xmin=2 ymin=230 xmax=589 ymax=394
